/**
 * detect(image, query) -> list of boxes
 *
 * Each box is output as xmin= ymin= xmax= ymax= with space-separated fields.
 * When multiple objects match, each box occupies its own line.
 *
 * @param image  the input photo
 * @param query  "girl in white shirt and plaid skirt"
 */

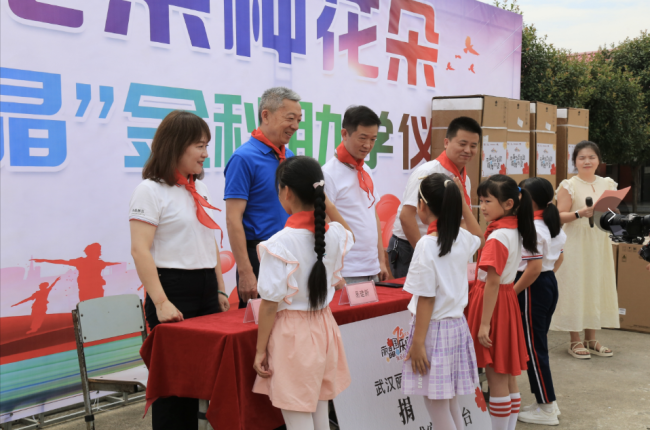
xmin=401 ymin=173 xmax=484 ymax=429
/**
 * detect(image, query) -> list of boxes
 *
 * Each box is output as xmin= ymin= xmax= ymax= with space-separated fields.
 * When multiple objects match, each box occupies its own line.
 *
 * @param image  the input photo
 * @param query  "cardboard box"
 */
xmin=617 ymin=243 xmax=650 ymax=333
xmin=506 ymin=100 xmax=531 ymax=187
xmin=557 ymin=108 xmax=589 ymax=183
xmin=430 ymin=95 xmax=508 ymax=209
xmin=530 ymin=102 xmax=558 ymax=189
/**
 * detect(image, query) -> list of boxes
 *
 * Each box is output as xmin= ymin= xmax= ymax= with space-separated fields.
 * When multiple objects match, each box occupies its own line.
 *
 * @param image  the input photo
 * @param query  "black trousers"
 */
xmin=144 ymin=268 xmax=222 ymax=430
xmin=516 ymin=271 xmax=559 ymax=404
xmin=235 ymin=241 xmax=261 ymax=309
xmin=387 ymin=235 xmax=414 ymax=279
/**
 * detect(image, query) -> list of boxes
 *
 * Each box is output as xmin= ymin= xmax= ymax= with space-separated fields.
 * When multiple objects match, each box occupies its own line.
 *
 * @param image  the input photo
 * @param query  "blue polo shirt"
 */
xmin=224 ymin=136 xmax=294 ymax=241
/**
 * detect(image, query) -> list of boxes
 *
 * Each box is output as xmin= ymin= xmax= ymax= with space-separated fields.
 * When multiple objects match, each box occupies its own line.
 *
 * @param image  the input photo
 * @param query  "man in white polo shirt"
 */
xmin=323 ymin=106 xmax=389 ymax=284
xmin=389 ymin=116 xmax=482 ymax=278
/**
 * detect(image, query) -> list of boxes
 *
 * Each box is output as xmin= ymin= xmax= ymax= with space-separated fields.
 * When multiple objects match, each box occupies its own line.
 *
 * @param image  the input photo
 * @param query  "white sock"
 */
xmin=423 ymin=398 xmax=456 ymax=430
xmin=508 ymin=393 xmax=521 ymax=430
xmin=539 ymin=402 xmax=554 ymax=413
xmin=489 ymin=395 xmax=511 ymax=430
xmin=312 ymin=401 xmax=330 ymax=430
xmin=281 ymin=409 xmax=314 ymax=430
xmin=449 ymin=396 xmax=463 ymax=429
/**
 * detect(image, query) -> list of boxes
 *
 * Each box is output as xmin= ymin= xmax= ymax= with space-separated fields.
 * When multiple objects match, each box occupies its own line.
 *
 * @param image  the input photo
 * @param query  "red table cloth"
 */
xmin=140 ymin=285 xmax=411 ymax=430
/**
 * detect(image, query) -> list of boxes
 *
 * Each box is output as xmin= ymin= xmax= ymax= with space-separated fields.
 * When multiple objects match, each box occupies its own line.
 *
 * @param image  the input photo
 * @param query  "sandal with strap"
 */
xmin=584 ymin=340 xmax=613 ymax=357
xmin=568 ymin=341 xmax=591 ymax=359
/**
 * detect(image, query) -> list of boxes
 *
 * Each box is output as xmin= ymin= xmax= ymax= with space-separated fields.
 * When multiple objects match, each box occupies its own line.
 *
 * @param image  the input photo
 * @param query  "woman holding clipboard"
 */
xmin=552 ymin=140 xmax=619 ymax=359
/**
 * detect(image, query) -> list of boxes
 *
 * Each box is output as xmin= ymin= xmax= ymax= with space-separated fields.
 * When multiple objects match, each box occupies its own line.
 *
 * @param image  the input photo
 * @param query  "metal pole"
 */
xmin=72 ymin=310 xmax=95 ymax=430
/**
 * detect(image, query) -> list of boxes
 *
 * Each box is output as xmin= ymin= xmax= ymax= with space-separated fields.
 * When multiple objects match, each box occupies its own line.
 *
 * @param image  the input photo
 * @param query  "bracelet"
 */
xmin=217 ymin=290 xmax=229 ymax=299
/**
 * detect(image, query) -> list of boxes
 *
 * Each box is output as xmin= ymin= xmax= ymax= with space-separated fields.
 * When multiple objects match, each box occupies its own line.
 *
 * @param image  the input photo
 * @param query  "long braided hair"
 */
xmin=276 ymin=156 xmax=328 ymax=310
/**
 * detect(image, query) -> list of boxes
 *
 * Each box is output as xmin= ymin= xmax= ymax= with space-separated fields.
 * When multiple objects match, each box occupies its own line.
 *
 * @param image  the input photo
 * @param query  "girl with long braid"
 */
xmin=252 ymin=156 xmax=355 ymax=430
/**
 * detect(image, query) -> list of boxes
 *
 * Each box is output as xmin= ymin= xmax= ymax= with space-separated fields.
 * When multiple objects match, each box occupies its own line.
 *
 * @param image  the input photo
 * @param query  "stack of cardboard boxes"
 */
xmin=530 ymin=102 xmax=558 ymax=189
xmin=557 ymin=108 xmax=589 ymax=183
xmin=430 ymin=95 xmax=508 ymax=221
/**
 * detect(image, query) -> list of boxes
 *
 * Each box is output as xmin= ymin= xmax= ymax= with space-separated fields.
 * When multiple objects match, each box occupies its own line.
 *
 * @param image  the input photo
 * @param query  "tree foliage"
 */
xmin=584 ymin=52 xmax=649 ymax=166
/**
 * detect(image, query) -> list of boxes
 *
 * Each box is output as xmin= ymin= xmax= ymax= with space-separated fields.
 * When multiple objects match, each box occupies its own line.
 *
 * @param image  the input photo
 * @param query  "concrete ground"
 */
xmin=17 ymin=329 xmax=650 ymax=430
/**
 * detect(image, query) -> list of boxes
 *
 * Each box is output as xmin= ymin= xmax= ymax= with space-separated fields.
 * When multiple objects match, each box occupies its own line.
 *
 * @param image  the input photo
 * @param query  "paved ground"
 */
xmin=10 ymin=329 xmax=650 ymax=430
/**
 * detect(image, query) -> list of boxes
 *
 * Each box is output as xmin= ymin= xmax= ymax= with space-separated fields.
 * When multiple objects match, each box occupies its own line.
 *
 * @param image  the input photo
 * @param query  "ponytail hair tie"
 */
xmin=313 ymin=180 xmax=325 ymax=189
xmin=518 ymin=187 xmax=522 ymax=192
xmin=444 ymin=179 xmax=451 ymax=187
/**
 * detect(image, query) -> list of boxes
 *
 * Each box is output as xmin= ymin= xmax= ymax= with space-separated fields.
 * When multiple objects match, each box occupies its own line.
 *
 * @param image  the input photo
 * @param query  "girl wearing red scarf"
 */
xmin=512 ymin=178 xmax=566 ymax=426
xmin=400 ymin=173 xmax=484 ymax=429
xmin=252 ymin=156 xmax=355 ymax=430
xmin=466 ymin=175 xmax=538 ymax=430
xmin=129 ymin=110 xmax=229 ymax=429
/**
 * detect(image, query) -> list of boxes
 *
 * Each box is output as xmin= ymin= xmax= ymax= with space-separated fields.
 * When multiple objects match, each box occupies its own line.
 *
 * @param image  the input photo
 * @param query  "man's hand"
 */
xmin=238 ymin=268 xmax=258 ymax=302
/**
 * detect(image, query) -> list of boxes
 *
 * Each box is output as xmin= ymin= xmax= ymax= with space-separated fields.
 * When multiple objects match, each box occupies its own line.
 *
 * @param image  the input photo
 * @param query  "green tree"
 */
xmin=597 ymin=33 xmax=650 ymax=210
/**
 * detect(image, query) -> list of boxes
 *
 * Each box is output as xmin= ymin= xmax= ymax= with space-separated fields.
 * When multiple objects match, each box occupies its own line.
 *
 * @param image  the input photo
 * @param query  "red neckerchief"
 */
xmin=175 ymin=172 xmax=223 ymax=245
xmin=534 ymin=210 xmax=544 ymax=220
xmin=427 ymin=220 xmax=438 ymax=234
xmin=252 ymin=128 xmax=286 ymax=162
xmin=285 ymin=211 xmax=329 ymax=233
xmin=336 ymin=143 xmax=375 ymax=207
xmin=484 ymin=216 xmax=518 ymax=240
xmin=436 ymin=151 xmax=471 ymax=207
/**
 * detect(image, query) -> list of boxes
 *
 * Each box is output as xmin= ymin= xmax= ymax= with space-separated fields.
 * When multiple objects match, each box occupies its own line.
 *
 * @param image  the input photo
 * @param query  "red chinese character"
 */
xmin=387 ymin=31 xmax=438 ymax=86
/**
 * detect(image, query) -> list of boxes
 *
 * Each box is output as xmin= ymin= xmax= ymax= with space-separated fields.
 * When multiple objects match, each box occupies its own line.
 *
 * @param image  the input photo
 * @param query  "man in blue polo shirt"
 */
xmin=225 ymin=87 xmax=300 ymax=308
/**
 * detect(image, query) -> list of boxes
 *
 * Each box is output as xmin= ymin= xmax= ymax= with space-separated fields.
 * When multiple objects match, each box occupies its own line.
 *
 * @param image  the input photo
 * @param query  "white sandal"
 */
xmin=568 ymin=341 xmax=591 ymax=359
xmin=584 ymin=340 xmax=613 ymax=357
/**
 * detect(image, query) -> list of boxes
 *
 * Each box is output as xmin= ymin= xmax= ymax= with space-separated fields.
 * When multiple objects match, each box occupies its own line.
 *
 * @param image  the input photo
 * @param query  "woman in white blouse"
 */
xmin=129 ymin=110 xmax=229 ymax=429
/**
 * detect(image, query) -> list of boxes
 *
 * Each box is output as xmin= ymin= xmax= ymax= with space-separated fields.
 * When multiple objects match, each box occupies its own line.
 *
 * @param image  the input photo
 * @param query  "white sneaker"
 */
xmin=521 ymin=401 xmax=561 ymax=416
xmin=521 ymin=401 xmax=539 ymax=413
xmin=517 ymin=408 xmax=560 ymax=426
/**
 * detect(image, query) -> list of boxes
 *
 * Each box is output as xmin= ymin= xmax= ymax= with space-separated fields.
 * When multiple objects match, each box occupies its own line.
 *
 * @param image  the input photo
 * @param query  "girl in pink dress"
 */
xmin=252 ymin=156 xmax=355 ymax=430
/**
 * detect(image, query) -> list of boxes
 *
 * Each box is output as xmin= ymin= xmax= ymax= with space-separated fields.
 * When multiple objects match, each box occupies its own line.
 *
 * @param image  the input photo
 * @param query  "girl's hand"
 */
xmin=253 ymin=350 xmax=272 ymax=378
xmin=155 ymin=300 xmax=184 ymax=323
xmin=453 ymin=176 xmax=464 ymax=192
xmin=478 ymin=323 xmax=492 ymax=348
xmin=218 ymin=293 xmax=230 ymax=312
xmin=579 ymin=205 xmax=594 ymax=219
xmin=405 ymin=342 xmax=430 ymax=376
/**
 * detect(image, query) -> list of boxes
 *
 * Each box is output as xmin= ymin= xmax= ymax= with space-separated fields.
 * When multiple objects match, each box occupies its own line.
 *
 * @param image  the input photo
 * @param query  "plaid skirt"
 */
xmin=402 ymin=315 xmax=479 ymax=399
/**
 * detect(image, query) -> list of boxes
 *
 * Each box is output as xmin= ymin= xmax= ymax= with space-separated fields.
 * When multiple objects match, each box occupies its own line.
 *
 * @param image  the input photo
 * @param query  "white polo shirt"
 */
xmin=322 ymin=157 xmax=380 ymax=277
xmin=392 ymin=159 xmax=472 ymax=241
xmin=404 ymin=230 xmax=481 ymax=320
xmin=518 ymin=220 xmax=567 ymax=272
xmin=129 ymin=179 xmax=218 ymax=269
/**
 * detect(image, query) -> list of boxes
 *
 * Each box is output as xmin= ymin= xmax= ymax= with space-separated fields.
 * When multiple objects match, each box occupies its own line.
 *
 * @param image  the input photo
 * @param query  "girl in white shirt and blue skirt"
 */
xmin=401 ymin=173 xmax=485 ymax=429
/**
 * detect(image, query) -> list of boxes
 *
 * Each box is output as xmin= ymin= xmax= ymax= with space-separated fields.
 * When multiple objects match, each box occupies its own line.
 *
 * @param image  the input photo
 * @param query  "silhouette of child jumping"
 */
xmin=32 ymin=243 xmax=119 ymax=302
xmin=12 ymin=277 xmax=61 ymax=334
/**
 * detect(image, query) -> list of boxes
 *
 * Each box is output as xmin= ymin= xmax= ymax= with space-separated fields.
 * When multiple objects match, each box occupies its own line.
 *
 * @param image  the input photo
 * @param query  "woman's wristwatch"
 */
xmin=575 ymin=210 xmax=581 ymax=219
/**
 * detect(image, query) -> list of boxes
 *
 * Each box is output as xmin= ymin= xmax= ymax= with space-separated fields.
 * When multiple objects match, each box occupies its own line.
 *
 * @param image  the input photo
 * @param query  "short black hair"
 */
xmin=572 ymin=140 xmax=602 ymax=167
xmin=342 ymin=105 xmax=381 ymax=135
xmin=446 ymin=116 xmax=482 ymax=141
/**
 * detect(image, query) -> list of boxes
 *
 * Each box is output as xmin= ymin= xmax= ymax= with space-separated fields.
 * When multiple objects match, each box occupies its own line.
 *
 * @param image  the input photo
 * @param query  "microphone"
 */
xmin=586 ymin=197 xmax=594 ymax=228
